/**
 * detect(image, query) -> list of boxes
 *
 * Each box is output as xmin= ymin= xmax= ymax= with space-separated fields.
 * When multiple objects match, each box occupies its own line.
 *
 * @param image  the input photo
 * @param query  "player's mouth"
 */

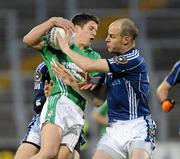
xmin=106 ymin=43 xmax=110 ymax=48
xmin=90 ymin=37 xmax=94 ymax=41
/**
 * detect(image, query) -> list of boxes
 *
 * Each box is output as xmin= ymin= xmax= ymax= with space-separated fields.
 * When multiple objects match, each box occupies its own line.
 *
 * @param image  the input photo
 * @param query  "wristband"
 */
xmin=161 ymin=99 xmax=175 ymax=112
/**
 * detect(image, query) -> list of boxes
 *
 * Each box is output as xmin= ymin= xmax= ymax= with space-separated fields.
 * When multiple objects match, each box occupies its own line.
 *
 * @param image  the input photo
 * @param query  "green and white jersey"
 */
xmin=40 ymin=40 xmax=101 ymax=111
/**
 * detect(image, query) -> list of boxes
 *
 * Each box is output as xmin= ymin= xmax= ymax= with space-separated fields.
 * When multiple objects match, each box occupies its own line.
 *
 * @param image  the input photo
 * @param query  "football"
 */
xmin=46 ymin=27 xmax=66 ymax=50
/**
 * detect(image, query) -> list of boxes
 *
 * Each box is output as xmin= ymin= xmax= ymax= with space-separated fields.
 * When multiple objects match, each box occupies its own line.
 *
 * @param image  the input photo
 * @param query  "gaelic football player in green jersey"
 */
xmin=23 ymin=14 xmax=101 ymax=159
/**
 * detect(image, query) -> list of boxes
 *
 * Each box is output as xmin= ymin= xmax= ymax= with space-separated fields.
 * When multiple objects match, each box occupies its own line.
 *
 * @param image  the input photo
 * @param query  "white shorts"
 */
xmin=21 ymin=114 xmax=41 ymax=148
xmin=96 ymin=115 xmax=156 ymax=159
xmin=40 ymin=94 xmax=85 ymax=152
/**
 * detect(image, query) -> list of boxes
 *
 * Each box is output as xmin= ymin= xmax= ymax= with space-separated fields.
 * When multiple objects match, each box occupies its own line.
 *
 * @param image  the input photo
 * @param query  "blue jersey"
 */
xmin=165 ymin=60 xmax=180 ymax=86
xmin=99 ymin=48 xmax=150 ymax=122
xmin=33 ymin=62 xmax=50 ymax=114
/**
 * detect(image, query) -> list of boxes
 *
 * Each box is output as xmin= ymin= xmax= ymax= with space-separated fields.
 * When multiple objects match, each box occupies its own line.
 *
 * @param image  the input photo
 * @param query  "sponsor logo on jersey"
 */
xmin=62 ymin=62 xmax=85 ymax=81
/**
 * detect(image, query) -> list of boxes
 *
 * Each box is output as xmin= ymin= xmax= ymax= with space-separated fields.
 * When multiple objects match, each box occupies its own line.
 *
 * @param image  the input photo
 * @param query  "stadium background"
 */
xmin=0 ymin=0 xmax=179 ymax=158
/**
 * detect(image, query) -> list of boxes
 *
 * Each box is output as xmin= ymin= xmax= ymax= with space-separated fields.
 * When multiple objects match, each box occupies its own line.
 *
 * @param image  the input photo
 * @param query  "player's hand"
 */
xmin=52 ymin=17 xmax=75 ymax=35
xmin=79 ymin=83 xmax=97 ymax=90
xmin=56 ymin=31 xmax=71 ymax=53
xmin=44 ymin=80 xmax=53 ymax=97
xmin=51 ymin=62 xmax=79 ymax=89
xmin=161 ymin=99 xmax=175 ymax=112
xmin=77 ymin=71 xmax=89 ymax=82
xmin=79 ymin=76 xmax=100 ymax=90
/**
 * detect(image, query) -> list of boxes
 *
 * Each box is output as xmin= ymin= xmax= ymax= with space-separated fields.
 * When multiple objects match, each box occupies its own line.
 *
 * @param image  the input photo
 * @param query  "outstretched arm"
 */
xmin=56 ymin=32 xmax=110 ymax=73
xmin=156 ymin=81 xmax=175 ymax=112
xmin=156 ymin=81 xmax=172 ymax=102
xmin=23 ymin=17 xmax=74 ymax=49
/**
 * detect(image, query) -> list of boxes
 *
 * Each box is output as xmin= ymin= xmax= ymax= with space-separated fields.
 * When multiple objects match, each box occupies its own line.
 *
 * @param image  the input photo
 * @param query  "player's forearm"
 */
xmin=156 ymin=88 xmax=168 ymax=102
xmin=64 ymin=48 xmax=110 ymax=72
xmin=23 ymin=17 xmax=55 ymax=47
xmin=156 ymin=81 xmax=171 ymax=102
xmin=65 ymin=48 xmax=98 ymax=72
xmin=156 ymin=85 xmax=169 ymax=102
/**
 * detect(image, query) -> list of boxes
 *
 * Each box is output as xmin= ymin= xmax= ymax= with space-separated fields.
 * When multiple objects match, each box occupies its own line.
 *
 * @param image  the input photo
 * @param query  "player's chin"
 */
xmin=107 ymin=47 xmax=113 ymax=53
xmin=86 ymin=41 xmax=91 ymax=46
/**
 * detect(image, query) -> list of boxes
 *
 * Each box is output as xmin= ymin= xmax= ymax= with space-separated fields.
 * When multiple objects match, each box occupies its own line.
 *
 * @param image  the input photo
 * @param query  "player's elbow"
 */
xmin=33 ymin=105 xmax=42 ymax=114
xmin=33 ymin=95 xmax=46 ymax=113
xmin=23 ymin=35 xmax=33 ymax=47
xmin=23 ymin=34 xmax=39 ymax=47
xmin=33 ymin=100 xmax=42 ymax=114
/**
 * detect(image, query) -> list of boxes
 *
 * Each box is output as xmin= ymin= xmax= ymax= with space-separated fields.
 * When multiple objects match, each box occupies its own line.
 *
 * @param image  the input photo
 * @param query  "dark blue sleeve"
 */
xmin=33 ymin=62 xmax=50 ymax=114
xmin=107 ymin=54 xmax=143 ymax=73
xmin=165 ymin=61 xmax=180 ymax=86
xmin=89 ymin=72 xmax=106 ymax=85
xmin=33 ymin=90 xmax=46 ymax=114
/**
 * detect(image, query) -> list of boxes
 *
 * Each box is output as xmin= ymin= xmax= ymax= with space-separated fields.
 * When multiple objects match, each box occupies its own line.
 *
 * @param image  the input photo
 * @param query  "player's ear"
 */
xmin=123 ymin=36 xmax=130 ymax=45
xmin=74 ymin=25 xmax=81 ymax=33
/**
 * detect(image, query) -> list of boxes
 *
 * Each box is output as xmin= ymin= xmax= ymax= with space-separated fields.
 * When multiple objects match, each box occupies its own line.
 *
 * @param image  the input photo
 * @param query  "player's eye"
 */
xmin=89 ymin=26 xmax=94 ymax=31
xmin=109 ymin=34 xmax=115 ymax=38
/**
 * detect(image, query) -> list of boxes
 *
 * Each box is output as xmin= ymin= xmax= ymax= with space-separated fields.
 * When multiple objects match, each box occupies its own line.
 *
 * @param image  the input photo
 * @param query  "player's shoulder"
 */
xmin=169 ymin=60 xmax=180 ymax=74
xmin=169 ymin=60 xmax=180 ymax=78
xmin=36 ymin=62 xmax=47 ymax=71
xmin=123 ymin=48 xmax=140 ymax=61
xmin=34 ymin=62 xmax=48 ymax=82
xmin=173 ymin=60 xmax=180 ymax=69
xmin=35 ymin=62 xmax=49 ymax=78
xmin=110 ymin=48 xmax=141 ymax=65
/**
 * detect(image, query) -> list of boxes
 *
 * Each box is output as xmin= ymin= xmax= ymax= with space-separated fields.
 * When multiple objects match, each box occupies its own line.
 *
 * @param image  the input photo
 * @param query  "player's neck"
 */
xmin=119 ymin=43 xmax=135 ymax=54
xmin=75 ymin=42 xmax=87 ymax=50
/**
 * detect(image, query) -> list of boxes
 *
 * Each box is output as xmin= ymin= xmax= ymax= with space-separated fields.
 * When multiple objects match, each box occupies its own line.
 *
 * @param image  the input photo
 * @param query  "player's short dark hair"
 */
xmin=71 ymin=13 xmax=100 ymax=27
xmin=120 ymin=18 xmax=138 ymax=40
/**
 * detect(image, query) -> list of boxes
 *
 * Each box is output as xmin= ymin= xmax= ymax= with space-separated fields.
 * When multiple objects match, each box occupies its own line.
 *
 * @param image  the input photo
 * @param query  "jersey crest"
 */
xmin=34 ymin=70 xmax=42 ymax=82
xmin=113 ymin=55 xmax=128 ymax=64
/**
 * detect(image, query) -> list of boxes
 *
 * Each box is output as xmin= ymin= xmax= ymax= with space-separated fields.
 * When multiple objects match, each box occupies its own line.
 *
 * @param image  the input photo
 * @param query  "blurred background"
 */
xmin=0 ymin=0 xmax=179 ymax=158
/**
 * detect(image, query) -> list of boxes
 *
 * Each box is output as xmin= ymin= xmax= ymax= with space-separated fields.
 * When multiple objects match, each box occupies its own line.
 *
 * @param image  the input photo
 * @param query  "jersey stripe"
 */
xmin=125 ymin=79 xmax=138 ymax=120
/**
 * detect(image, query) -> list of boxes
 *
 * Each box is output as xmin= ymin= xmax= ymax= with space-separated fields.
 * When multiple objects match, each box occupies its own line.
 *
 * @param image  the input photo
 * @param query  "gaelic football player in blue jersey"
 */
xmin=53 ymin=18 xmax=156 ymax=159
xmin=14 ymin=62 xmax=50 ymax=159
xmin=157 ymin=60 xmax=180 ymax=112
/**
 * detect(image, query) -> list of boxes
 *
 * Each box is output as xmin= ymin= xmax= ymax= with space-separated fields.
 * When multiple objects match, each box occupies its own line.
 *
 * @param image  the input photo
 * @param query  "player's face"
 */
xmin=75 ymin=21 xmax=98 ymax=47
xmin=105 ymin=23 xmax=127 ymax=54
